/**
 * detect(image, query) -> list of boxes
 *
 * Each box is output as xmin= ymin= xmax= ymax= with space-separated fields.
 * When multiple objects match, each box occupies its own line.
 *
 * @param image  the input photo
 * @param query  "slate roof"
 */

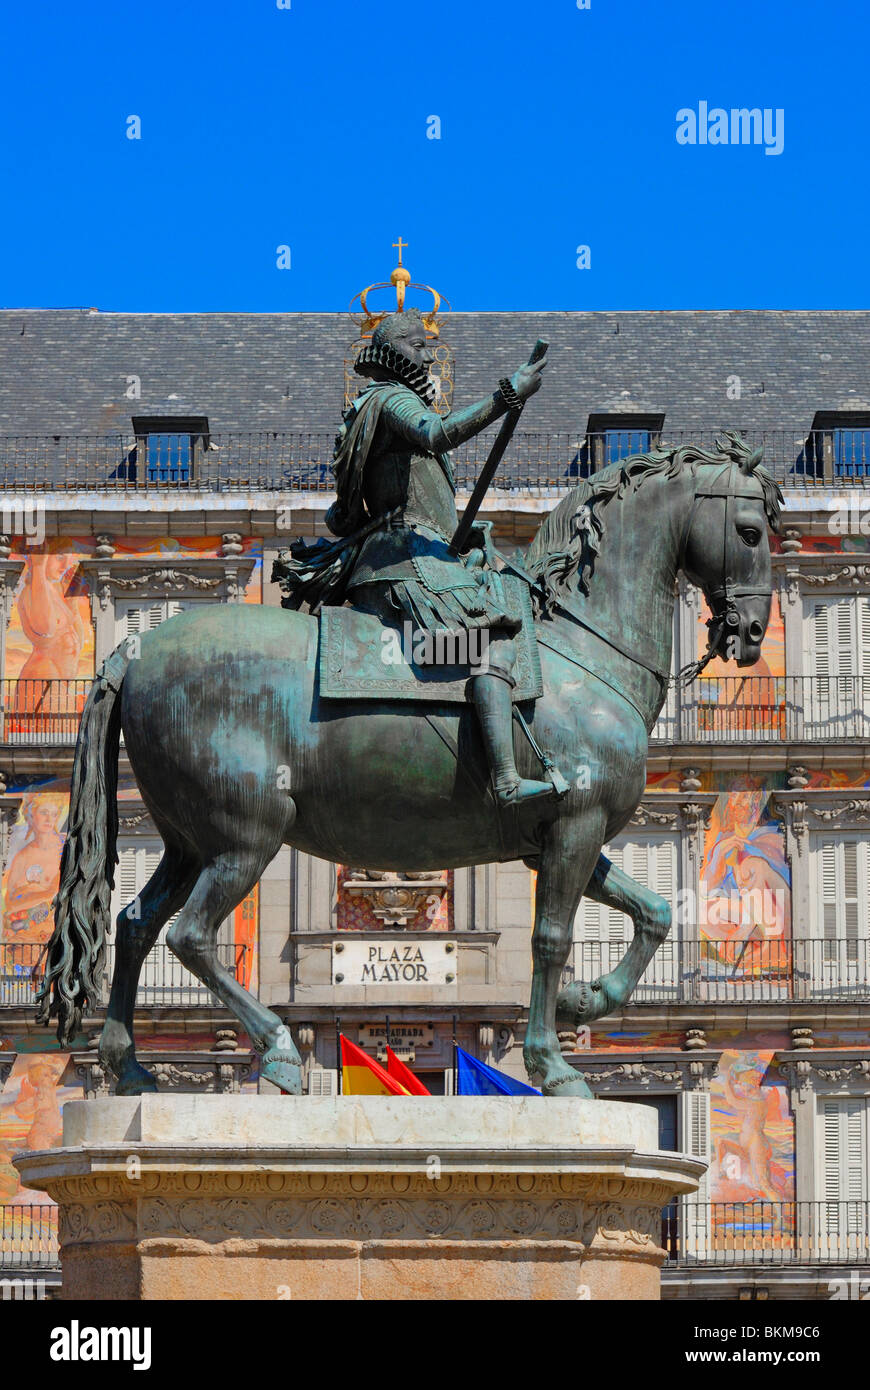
xmin=0 ymin=309 xmax=868 ymax=441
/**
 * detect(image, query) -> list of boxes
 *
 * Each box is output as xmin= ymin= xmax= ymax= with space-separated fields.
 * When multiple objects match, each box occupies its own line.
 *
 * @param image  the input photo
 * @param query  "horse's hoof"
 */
xmin=261 ymin=1049 xmax=302 ymax=1095
xmin=542 ymin=1071 xmax=593 ymax=1099
xmin=115 ymin=1060 xmax=159 ymax=1096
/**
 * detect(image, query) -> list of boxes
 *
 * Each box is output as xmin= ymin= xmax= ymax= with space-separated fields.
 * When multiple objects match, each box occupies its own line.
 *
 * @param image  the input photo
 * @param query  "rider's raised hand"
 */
xmin=511 ymin=356 xmax=547 ymax=401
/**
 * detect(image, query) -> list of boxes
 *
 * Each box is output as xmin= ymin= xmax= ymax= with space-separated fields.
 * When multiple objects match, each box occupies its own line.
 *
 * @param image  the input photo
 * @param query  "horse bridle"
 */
xmin=677 ymin=459 xmax=770 ymax=685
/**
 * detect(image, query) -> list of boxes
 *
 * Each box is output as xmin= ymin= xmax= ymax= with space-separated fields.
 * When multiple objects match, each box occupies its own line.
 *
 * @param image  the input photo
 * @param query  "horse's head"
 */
xmin=679 ymin=434 xmax=782 ymax=670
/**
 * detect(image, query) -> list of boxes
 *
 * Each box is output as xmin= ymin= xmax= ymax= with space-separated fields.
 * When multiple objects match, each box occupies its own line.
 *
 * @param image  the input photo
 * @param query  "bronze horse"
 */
xmin=37 ymin=432 xmax=780 ymax=1097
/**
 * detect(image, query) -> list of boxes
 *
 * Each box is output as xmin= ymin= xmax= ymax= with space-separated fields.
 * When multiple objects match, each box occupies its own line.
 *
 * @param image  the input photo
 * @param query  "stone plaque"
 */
xmin=332 ymin=939 xmax=457 ymax=986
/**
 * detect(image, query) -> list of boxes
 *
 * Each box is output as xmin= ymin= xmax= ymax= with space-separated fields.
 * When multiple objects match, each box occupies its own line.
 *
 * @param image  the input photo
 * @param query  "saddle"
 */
xmin=318 ymin=574 xmax=543 ymax=704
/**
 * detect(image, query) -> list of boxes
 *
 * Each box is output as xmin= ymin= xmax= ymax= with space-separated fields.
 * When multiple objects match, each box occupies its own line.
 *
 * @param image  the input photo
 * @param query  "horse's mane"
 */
xmin=524 ymin=431 xmax=783 ymax=615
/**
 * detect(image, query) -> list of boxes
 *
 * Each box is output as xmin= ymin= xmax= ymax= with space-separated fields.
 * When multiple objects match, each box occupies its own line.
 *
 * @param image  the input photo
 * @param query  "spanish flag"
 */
xmin=340 ymin=1035 xmax=410 ymax=1096
xmin=385 ymin=1045 xmax=431 ymax=1096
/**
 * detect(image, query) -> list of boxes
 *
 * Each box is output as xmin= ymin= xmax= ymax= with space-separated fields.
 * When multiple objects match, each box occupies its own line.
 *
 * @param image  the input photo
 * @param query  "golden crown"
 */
xmin=349 ymin=238 xmax=450 ymax=339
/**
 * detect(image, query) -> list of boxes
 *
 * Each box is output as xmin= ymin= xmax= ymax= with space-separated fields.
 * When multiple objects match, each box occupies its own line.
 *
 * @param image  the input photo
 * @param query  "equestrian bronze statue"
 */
xmin=36 ymin=316 xmax=781 ymax=1098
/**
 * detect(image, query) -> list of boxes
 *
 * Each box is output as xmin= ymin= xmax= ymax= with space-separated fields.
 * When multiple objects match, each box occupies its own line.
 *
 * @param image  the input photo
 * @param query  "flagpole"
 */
xmin=336 ymin=1015 xmax=342 ymax=1095
xmin=452 ymin=1013 xmax=458 ymax=1096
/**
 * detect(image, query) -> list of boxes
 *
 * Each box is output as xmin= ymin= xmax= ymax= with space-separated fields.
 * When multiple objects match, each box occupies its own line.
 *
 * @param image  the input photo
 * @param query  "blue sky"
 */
xmin=0 ymin=0 xmax=866 ymax=312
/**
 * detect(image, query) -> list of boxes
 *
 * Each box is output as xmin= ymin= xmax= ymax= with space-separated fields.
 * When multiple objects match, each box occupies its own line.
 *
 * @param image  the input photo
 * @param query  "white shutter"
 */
xmin=821 ymin=1100 xmax=866 ymax=1203
xmin=308 ymin=1069 xmax=337 ymax=1097
xmin=680 ymin=1091 xmax=711 ymax=1256
xmin=807 ymin=596 xmax=870 ymax=677
xmin=819 ymin=1098 xmax=867 ymax=1252
xmin=575 ymin=835 xmax=677 ymax=994
xmin=111 ymin=844 xmax=163 ymax=932
xmin=115 ymin=598 xmax=205 ymax=646
xmin=859 ymin=596 xmax=870 ymax=678
xmin=813 ymin=836 xmax=870 ymax=945
xmin=109 ymin=837 xmax=218 ymax=1003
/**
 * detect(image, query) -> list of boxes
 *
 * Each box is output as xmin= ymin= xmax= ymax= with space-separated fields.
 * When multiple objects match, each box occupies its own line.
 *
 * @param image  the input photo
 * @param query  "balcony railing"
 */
xmin=0 ymin=428 xmax=864 ymax=493
xmin=572 ymin=938 xmax=870 ymax=1004
xmin=2 ymin=676 xmax=868 ymax=752
xmin=0 ymin=679 xmax=90 ymax=744
xmin=0 ymin=1204 xmax=58 ymax=1270
xmin=664 ymin=1201 xmax=870 ymax=1266
xmin=101 ymin=941 xmax=250 ymax=1006
xmin=652 ymin=675 xmax=870 ymax=744
xmin=0 ymin=941 xmax=249 ymax=1008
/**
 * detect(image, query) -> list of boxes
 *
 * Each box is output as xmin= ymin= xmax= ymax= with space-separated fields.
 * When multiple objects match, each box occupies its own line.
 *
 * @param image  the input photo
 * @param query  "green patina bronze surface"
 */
xmin=35 ymin=323 xmax=781 ymax=1100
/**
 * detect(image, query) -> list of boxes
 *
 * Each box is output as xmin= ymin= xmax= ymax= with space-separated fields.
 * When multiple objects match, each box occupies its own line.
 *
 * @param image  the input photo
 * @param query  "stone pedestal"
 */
xmin=14 ymin=1095 xmax=703 ymax=1301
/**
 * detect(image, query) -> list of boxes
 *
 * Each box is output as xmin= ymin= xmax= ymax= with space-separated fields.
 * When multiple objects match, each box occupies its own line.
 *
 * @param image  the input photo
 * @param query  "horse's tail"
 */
xmin=35 ymin=646 xmax=130 ymax=1045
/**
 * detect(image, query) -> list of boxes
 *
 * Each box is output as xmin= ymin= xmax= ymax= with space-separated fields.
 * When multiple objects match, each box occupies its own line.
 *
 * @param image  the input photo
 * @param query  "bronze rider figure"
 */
xmin=324 ymin=308 xmax=555 ymax=808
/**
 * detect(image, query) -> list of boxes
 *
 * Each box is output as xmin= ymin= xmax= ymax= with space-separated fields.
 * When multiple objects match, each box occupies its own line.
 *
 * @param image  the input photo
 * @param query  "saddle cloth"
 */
xmin=318 ymin=577 xmax=543 ymax=704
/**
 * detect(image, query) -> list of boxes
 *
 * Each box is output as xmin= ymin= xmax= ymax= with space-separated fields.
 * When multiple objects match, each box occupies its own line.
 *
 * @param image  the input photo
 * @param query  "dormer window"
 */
xmin=805 ymin=412 xmax=870 ymax=481
xmin=131 ymin=415 xmax=209 ymax=485
xmin=583 ymin=413 xmax=665 ymax=473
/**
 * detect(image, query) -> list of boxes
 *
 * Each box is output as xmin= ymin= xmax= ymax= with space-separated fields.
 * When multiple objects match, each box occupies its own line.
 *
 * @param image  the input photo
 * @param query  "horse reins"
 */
xmin=502 ymin=460 xmax=767 ymax=694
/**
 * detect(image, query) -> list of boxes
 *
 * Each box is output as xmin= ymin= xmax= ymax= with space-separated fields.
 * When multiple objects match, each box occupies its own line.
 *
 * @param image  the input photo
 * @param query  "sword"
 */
xmin=448 ymin=339 xmax=548 ymax=556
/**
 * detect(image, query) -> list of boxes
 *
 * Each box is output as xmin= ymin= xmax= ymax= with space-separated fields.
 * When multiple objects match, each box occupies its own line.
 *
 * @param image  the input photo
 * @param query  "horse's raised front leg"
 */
xmin=524 ymin=819 xmax=604 ymax=1098
xmin=556 ymin=852 xmax=671 ymax=1031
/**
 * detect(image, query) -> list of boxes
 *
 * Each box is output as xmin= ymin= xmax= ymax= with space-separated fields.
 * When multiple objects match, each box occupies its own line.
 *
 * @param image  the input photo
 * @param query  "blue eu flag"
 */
xmin=455 ymin=1045 xmax=541 ymax=1096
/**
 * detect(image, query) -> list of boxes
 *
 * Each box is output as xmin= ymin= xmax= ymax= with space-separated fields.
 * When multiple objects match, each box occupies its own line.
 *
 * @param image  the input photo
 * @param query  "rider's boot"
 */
xmin=472 ymin=669 xmax=555 ymax=808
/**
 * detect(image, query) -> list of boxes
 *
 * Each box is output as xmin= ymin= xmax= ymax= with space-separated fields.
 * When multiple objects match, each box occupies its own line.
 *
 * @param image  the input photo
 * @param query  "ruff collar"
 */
xmin=354 ymin=341 xmax=438 ymax=406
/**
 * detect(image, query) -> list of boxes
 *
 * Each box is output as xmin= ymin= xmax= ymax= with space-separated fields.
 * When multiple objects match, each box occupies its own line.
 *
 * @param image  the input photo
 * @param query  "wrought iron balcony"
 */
xmin=664 ymin=1201 xmax=870 ymax=1266
xmin=0 ymin=1203 xmax=58 ymax=1271
xmin=0 ymin=941 xmax=250 ymax=1008
xmin=652 ymin=675 xmax=870 ymax=744
xmin=0 ymin=679 xmax=89 ymax=744
xmin=0 ymin=428 xmax=863 ymax=493
xmin=572 ymin=937 xmax=870 ymax=1004
xmin=1 ymin=676 xmax=867 ymax=751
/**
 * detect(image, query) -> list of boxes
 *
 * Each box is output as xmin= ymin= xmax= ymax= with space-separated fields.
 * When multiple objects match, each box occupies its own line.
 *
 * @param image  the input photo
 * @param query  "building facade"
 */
xmin=1 ymin=281 xmax=869 ymax=1299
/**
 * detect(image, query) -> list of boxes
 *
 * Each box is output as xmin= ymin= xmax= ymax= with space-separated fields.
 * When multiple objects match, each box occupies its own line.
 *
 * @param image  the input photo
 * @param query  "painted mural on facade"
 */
xmin=1 ymin=790 xmax=68 ymax=949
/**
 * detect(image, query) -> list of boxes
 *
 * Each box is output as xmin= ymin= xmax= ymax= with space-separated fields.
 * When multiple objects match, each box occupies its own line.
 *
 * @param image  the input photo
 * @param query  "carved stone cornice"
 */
xmin=629 ymin=795 xmax=715 ymax=869
xmin=629 ymin=804 xmax=680 ymax=829
xmin=777 ymin=1049 xmax=870 ymax=1104
xmin=80 ymin=554 xmax=256 ymax=611
xmin=72 ymin=1050 xmax=255 ymax=1099
xmin=573 ymin=1050 xmax=721 ymax=1093
xmin=778 ymin=552 xmax=870 ymax=603
xmin=770 ymin=791 xmax=870 ymax=857
xmin=114 ymin=801 xmax=155 ymax=837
